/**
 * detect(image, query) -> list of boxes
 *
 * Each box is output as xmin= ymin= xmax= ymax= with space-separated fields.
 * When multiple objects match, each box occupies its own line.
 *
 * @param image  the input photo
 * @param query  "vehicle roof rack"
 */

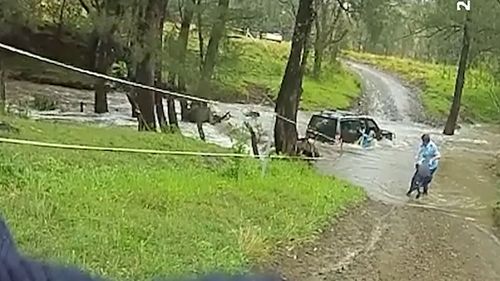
xmin=320 ymin=109 xmax=355 ymax=116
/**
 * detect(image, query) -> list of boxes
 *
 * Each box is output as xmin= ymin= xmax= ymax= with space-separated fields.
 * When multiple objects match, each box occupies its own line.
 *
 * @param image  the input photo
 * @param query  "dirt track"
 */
xmin=276 ymin=200 xmax=500 ymax=281
xmin=275 ymin=62 xmax=500 ymax=280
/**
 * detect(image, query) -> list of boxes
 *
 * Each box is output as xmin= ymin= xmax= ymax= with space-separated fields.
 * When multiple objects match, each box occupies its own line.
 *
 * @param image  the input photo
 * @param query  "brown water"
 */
xmin=317 ymin=62 xmax=500 ymax=230
xmin=317 ymin=123 xmax=499 ymax=227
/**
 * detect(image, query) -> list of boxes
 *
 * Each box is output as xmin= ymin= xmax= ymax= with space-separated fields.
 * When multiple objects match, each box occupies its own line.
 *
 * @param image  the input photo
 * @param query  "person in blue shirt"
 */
xmin=408 ymin=133 xmax=441 ymax=197
xmin=357 ymin=124 xmax=375 ymax=148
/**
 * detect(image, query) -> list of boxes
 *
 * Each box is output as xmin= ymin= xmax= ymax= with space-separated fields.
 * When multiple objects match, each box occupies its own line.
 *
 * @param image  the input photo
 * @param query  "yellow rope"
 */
xmin=0 ymin=137 xmax=330 ymax=161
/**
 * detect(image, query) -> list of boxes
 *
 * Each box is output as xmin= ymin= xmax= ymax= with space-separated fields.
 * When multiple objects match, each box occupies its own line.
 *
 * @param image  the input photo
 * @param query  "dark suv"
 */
xmin=305 ymin=110 xmax=394 ymax=144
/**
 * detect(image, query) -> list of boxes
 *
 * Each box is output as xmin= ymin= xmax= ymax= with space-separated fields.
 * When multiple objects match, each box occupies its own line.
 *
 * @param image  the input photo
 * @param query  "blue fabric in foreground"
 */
xmin=0 ymin=215 xmax=282 ymax=281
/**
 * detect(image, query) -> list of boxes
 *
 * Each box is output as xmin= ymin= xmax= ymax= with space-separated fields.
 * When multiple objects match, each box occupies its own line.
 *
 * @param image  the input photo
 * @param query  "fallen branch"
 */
xmin=211 ymin=111 xmax=231 ymax=124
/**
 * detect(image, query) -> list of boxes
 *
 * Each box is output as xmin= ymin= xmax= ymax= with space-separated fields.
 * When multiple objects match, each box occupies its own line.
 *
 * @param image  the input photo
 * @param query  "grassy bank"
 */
xmin=343 ymin=50 xmax=500 ymax=123
xmin=0 ymin=117 xmax=364 ymax=280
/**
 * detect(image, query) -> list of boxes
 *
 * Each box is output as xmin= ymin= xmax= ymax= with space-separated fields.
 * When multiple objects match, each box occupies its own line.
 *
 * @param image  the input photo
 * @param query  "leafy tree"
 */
xmin=411 ymin=0 xmax=499 ymax=133
xmin=274 ymin=0 xmax=315 ymax=155
xmin=76 ymin=0 xmax=129 ymax=114
xmin=196 ymin=0 xmax=230 ymax=97
xmin=312 ymin=0 xmax=348 ymax=78
xmin=133 ymin=0 xmax=169 ymax=131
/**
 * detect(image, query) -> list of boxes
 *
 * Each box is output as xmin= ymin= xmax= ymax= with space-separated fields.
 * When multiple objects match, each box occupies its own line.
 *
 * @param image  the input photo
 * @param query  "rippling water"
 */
xmin=6 ymin=73 xmax=500 ymax=229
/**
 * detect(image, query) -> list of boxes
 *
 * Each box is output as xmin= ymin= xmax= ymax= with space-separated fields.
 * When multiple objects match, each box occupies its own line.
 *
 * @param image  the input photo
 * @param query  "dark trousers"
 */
xmin=409 ymin=167 xmax=437 ymax=195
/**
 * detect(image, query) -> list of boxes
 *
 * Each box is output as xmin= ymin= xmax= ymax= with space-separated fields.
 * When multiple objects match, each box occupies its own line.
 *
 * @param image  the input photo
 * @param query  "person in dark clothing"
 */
xmin=0 ymin=215 xmax=282 ymax=281
xmin=0 ymin=215 xmax=106 ymax=281
xmin=406 ymin=160 xmax=432 ymax=199
xmin=407 ymin=134 xmax=441 ymax=198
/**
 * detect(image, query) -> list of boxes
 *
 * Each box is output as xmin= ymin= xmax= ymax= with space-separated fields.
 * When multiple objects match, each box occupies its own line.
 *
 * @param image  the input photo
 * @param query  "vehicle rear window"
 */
xmin=308 ymin=115 xmax=337 ymax=135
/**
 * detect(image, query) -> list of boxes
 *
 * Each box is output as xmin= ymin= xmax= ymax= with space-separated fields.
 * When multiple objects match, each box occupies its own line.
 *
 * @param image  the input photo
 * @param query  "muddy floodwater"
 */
xmin=320 ymin=62 xmax=499 ymax=227
xmin=5 ymin=63 xmax=499 ymax=229
xmin=4 ymin=61 xmax=500 ymax=279
xmin=6 ymin=79 xmax=312 ymax=149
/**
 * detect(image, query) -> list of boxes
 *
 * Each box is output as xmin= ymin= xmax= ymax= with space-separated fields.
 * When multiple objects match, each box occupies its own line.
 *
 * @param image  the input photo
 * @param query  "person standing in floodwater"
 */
xmin=410 ymin=133 xmax=441 ymax=196
xmin=357 ymin=124 xmax=375 ymax=148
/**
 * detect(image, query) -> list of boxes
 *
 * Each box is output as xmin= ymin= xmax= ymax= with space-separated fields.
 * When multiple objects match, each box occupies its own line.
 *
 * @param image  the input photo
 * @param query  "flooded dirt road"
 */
xmin=4 ymin=61 xmax=500 ymax=280
xmin=279 ymin=62 xmax=500 ymax=280
xmin=317 ymin=62 xmax=499 ymax=224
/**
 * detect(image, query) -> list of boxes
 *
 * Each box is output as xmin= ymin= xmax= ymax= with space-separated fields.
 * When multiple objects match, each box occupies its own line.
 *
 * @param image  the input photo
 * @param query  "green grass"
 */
xmin=343 ymin=50 xmax=500 ymax=123
xmin=201 ymin=38 xmax=361 ymax=110
xmin=0 ymin=117 xmax=365 ymax=280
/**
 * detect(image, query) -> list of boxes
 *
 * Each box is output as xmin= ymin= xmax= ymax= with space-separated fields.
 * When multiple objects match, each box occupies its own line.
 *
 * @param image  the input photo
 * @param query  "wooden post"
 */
xmin=244 ymin=121 xmax=259 ymax=156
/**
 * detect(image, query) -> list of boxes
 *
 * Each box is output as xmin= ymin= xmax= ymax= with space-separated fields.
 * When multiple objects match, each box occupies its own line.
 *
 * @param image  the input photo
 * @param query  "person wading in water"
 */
xmin=407 ymin=133 xmax=441 ymax=198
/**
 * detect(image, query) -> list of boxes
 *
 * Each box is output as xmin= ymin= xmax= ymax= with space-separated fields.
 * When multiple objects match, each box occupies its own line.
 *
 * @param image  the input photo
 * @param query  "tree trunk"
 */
xmin=330 ymin=43 xmax=340 ymax=61
xmin=126 ymin=62 xmax=138 ymax=118
xmin=56 ymin=0 xmax=67 ymax=36
xmin=196 ymin=0 xmax=230 ymax=96
xmin=92 ymin=0 xmax=123 ymax=114
xmin=312 ymin=45 xmax=323 ymax=79
xmin=0 ymin=59 xmax=5 ymax=115
xmin=93 ymin=37 xmax=111 ymax=114
xmin=166 ymin=98 xmax=177 ymax=127
xmin=134 ymin=0 xmax=168 ymax=131
xmin=154 ymin=92 xmax=168 ymax=131
xmin=443 ymin=14 xmax=471 ymax=136
xmin=312 ymin=4 xmax=322 ymax=79
xmin=94 ymin=78 xmax=108 ymax=113
xmin=177 ymin=0 xmax=195 ymax=91
xmin=311 ymin=0 xmax=342 ymax=79
xmin=297 ymin=32 xmax=311 ymax=112
xmin=166 ymin=74 xmax=178 ymax=127
xmin=136 ymin=55 xmax=156 ymax=131
xmin=196 ymin=0 xmax=204 ymax=71
xmin=154 ymin=79 xmax=168 ymax=131
xmin=180 ymin=99 xmax=189 ymax=121
xmin=274 ymin=0 xmax=315 ymax=155
xmin=155 ymin=5 xmax=168 ymax=132
xmin=171 ymin=0 xmax=195 ymax=126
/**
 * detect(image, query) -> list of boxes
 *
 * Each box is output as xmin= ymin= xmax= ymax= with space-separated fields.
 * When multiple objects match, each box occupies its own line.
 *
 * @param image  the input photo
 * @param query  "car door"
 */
xmin=364 ymin=118 xmax=382 ymax=140
xmin=340 ymin=118 xmax=363 ymax=143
